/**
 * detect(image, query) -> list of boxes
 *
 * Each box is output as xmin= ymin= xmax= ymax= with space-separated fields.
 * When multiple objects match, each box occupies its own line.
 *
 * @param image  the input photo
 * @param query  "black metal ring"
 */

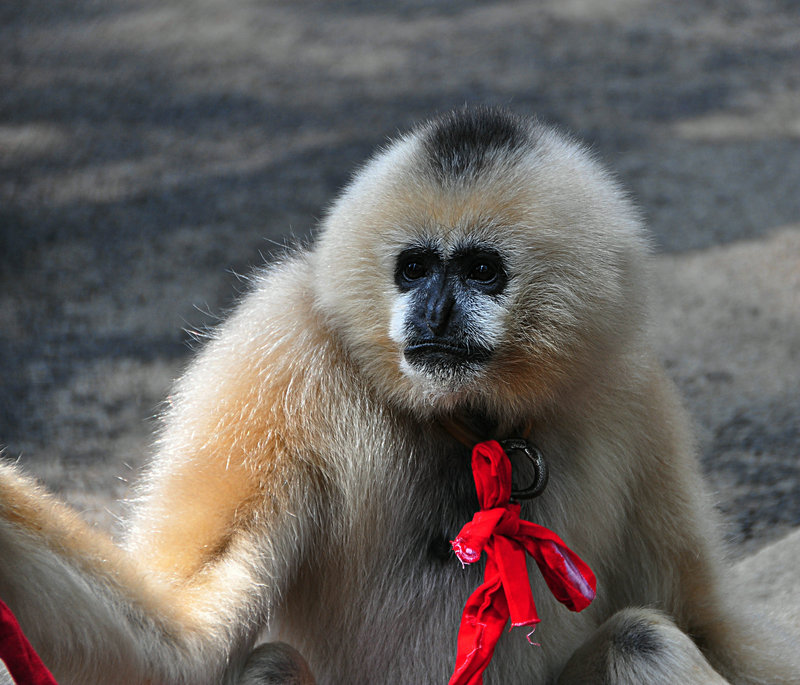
xmin=500 ymin=438 xmax=549 ymax=500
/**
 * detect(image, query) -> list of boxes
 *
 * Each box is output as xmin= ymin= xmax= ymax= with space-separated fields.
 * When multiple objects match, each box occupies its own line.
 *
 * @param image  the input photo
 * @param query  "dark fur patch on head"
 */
xmin=612 ymin=619 xmax=663 ymax=659
xmin=420 ymin=106 xmax=531 ymax=183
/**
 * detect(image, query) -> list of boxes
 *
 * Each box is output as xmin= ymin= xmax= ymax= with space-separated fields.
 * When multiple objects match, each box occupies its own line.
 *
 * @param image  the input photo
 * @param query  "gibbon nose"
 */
xmin=424 ymin=283 xmax=455 ymax=336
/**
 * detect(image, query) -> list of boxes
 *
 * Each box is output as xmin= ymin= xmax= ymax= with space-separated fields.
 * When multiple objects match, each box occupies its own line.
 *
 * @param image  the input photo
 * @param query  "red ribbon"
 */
xmin=448 ymin=440 xmax=596 ymax=685
xmin=0 ymin=599 xmax=59 ymax=685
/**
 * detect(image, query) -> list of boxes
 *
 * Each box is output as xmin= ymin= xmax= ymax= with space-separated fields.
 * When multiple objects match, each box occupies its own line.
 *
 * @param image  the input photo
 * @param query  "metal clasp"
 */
xmin=500 ymin=438 xmax=549 ymax=500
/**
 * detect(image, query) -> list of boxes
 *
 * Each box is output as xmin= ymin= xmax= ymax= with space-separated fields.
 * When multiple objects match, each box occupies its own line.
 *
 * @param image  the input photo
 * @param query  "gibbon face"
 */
xmin=390 ymin=239 xmax=508 ymax=386
xmin=312 ymin=108 xmax=648 ymax=417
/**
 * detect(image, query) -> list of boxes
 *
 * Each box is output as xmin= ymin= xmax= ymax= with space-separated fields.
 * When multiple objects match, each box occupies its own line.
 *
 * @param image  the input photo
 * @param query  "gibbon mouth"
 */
xmin=404 ymin=341 xmax=493 ymax=367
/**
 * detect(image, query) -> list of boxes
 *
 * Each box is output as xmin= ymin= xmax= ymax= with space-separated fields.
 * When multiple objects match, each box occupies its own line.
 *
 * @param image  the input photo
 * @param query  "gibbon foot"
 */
xmin=239 ymin=642 xmax=315 ymax=685
xmin=558 ymin=608 xmax=728 ymax=685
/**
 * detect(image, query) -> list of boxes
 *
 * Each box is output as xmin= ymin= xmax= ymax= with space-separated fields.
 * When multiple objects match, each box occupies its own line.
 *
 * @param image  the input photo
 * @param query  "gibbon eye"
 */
xmin=467 ymin=261 xmax=498 ymax=283
xmin=402 ymin=260 xmax=427 ymax=281
xmin=394 ymin=247 xmax=438 ymax=290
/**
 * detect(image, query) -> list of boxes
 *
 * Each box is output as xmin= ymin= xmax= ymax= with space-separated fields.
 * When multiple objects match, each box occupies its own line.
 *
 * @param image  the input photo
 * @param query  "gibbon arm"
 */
xmin=0 ymin=443 xmax=317 ymax=685
xmin=0 ymin=330 xmax=327 ymax=685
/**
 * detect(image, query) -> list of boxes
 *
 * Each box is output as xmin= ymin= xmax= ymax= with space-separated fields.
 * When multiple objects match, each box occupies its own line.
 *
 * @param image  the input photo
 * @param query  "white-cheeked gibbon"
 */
xmin=0 ymin=107 xmax=797 ymax=684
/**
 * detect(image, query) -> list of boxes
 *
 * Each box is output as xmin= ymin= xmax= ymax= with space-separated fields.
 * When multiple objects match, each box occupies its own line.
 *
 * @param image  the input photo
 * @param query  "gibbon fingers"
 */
xmin=0 ymin=107 xmax=797 ymax=684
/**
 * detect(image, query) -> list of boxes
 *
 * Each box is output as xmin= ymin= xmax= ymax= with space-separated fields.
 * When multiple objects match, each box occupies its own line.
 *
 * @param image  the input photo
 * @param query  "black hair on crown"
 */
xmin=419 ymin=106 xmax=531 ymax=183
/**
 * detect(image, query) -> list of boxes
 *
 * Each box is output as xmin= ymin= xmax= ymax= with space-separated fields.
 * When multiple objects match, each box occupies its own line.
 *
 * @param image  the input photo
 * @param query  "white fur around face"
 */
xmin=388 ymin=291 xmax=412 ymax=348
xmin=389 ymin=291 xmax=421 ymax=383
xmin=456 ymin=290 xmax=508 ymax=352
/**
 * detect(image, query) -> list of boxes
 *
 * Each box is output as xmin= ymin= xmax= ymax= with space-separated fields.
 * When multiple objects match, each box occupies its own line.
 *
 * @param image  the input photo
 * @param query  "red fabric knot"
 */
xmin=448 ymin=440 xmax=596 ymax=685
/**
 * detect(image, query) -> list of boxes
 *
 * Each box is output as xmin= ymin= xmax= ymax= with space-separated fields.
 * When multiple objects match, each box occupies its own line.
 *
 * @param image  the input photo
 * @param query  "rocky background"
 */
xmin=1 ymin=0 xmax=798 ymax=566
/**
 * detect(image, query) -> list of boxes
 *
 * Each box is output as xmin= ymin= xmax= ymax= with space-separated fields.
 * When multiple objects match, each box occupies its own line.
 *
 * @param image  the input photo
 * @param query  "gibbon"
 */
xmin=0 ymin=107 xmax=797 ymax=685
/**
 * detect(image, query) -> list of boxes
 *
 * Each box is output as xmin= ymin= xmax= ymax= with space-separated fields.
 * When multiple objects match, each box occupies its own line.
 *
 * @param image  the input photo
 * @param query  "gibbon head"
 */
xmin=312 ymin=107 xmax=649 ymax=420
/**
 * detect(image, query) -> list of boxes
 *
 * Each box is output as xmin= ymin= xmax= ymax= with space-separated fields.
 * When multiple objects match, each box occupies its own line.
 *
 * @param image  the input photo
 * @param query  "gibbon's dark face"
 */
xmin=393 ymin=242 xmax=508 ymax=377
xmin=387 ymin=231 xmax=515 ymax=397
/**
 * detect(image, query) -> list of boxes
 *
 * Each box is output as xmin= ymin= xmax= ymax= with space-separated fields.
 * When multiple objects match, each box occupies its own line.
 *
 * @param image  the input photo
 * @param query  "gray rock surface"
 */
xmin=1 ymin=0 xmax=798 ymax=582
xmin=653 ymin=228 xmax=800 ymax=556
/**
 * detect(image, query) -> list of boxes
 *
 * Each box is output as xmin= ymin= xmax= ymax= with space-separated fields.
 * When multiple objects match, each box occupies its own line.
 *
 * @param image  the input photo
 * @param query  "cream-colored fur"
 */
xmin=0 ymin=108 xmax=796 ymax=684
